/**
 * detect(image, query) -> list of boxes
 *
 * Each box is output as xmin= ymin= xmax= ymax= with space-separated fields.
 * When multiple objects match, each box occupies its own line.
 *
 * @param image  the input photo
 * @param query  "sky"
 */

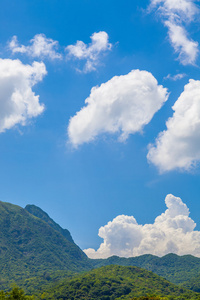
xmin=1 ymin=0 xmax=200 ymax=258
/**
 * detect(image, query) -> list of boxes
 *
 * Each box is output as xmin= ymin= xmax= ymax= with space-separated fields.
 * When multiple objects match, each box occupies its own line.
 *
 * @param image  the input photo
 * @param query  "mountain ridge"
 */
xmin=25 ymin=204 xmax=74 ymax=243
xmin=1 ymin=200 xmax=200 ymax=295
xmin=0 ymin=201 xmax=91 ymax=290
xmin=42 ymin=265 xmax=200 ymax=299
xmin=91 ymin=253 xmax=200 ymax=284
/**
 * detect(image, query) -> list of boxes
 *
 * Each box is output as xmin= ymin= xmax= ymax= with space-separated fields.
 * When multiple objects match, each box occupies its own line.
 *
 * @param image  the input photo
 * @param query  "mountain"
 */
xmin=1 ymin=199 xmax=200 ymax=296
xmin=0 ymin=201 xmax=91 ymax=290
xmin=25 ymin=204 xmax=74 ymax=243
xmin=91 ymin=253 xmax=200 ymax=284
xmin=181 ymin=275 xmax=200 ymax=293
xmin=42 ymin=265 xmax=199 ymax=299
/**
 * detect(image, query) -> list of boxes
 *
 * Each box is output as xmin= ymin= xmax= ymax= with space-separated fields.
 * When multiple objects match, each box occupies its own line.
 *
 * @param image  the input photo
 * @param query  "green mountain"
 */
xmin=0 ymin=201 xmax=91 ymax=290
xmin=181 ymin=275 xmax=200 ymax=293
xmin=42 ymin=265 xmax=199 ymax=300
xmin=91 ymin=253 xmax=200 ymax=284
xmin=1 ymin=200 xmax=200 ymax=297
xmin=25 ymin=204 xmax=74 ymax=243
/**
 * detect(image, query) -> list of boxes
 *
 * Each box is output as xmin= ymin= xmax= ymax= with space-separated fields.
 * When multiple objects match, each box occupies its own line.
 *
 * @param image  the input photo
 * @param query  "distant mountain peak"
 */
xmin=25 ymin=204 xmax=74 ymax=243
xmin=0 ymin=200 xmax=91 ymax=290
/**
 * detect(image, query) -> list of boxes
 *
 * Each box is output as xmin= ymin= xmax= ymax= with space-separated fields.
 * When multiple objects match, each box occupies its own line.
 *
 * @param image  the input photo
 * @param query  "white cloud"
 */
xmin=8 ymin=32 xmax=111 ymax=71
xmin=0 ymin=58 xmax=46 ymax=132
xmin=9 ymin=34 xmax=62 ymax=60
xmin=68 ymin=69 xmax=168 ymax=147
xmin=84 ymin=194 xmax=200 ymax=259
xmin=149 ymin=0 xmax=199 ymax=65
xmin=165 ymin=20 xmax=198 ymax=65
xmin=150 ymin=0 xmax=198 ymax=21
xmin=164 ymin=72 xmax=186 ymax=81
xmin=147 ymin=79 xmax=200 ymax=172
xmin=65 ymin=31 xmax=112 ymax=72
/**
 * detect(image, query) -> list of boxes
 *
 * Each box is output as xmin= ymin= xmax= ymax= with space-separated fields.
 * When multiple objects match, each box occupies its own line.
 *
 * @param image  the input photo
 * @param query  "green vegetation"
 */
xmin=181 ymin=274 xmax=200 ymax=293
xmin=25 ymin=204 xmax=74 ymax=243
xmin=1 ymin=200 xmax=200 ymax=299
xmin=41 ymin=265 xmax=200 ymax=300
xmin=0 ymin=201 xmax=92 ymax=291
xmin=0 ymin=286 xmax=34 ymax=299
xmin=91 ymin=253 xmax=200 ymax=284
xmin=131 ymin=297 xmax=169 ymax=300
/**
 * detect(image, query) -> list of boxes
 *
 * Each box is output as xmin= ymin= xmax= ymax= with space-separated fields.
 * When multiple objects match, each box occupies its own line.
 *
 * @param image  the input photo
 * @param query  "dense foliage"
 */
xmin=0 ymin=201 xmax=91 ymax=290
xmin=25 ymin=205 xmax=74 ymax=243
xmin=42 ymin=265 xmax=199 ymax=300
xmin=181 ymin=275 xmax=200 ymax=293
xmin=0 ymin=287 xmax=34 ymax=299
xmin=1 ymin=200 xmax=200 ymax=299
xmin=91 ymin=253 xmax=200 ymax=284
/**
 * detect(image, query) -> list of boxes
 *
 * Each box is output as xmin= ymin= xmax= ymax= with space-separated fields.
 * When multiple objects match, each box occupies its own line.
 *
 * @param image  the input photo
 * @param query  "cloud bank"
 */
xmin=148 ymin=79 xmax=200 ymax=172
xmin=68 ymin=69 xmax=168 ymax=147
xmin=66 ymin=31 xmax=112 ymax=72
xmin=149 ymin=0 xmax=199 ymax=65
xmin=84 ymin=194 xmax=200 ymax=258
xmin=0 ymin=58 xmax=46 ymax=132
xmin=9 ymin=34 xmax=62 ymax=60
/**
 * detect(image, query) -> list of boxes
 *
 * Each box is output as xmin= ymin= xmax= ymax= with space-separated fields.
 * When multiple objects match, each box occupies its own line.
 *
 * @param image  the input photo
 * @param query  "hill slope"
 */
xmin=1 ymin=200 xmax=200 ymax=295
xmin=181 ymin=275 xmax=200 ymax=293
xmin=43 ymin=265 xmax=199 ymax=299
xmin=25 ymin=204 xmax=74 ymax=243
xmin=91 ymin=253 xmax=200 ymax=284
xmin=0 ymin=201 xmax=91 ymax=289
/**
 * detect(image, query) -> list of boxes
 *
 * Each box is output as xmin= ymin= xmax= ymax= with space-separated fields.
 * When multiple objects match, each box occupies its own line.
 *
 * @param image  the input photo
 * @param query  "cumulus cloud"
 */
xmin=147 ymin=79 xmax=200 ymax=172
xmin=149 ymin=0 xmax=199 ymax=65
xmin=9 ymin=34 xmax=62 ymax=60
xmin=68 ymin=69 xmax=168 ymax=147
xmin=0 ymin=58 xmax=46 ymax=132
xmin=65 ymin=31 xmax=112 ymax=72
xmin=84 ymin=194 xmax=200 ymax=259
xmin=8 ymin=32 xmax=111 ymax=71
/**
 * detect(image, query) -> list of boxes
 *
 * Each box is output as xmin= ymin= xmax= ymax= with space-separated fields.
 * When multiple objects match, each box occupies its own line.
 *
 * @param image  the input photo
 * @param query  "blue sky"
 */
xmin=1 ymin=0 xmax=200 ymax=257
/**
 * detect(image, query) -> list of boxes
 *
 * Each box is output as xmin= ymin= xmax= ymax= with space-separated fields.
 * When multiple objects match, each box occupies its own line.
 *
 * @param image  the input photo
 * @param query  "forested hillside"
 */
xmin=91 ymin=253 xmax=200 ymax=284
xmin=41 ymin=265 xmax=200 ymax=300
xmin=25 ymin=204 xmax=74 ymax=243
xmin=1 ymin=200 xmax=200 ymax=299
xmin=0 ymin=201 xmax=91 ymax=290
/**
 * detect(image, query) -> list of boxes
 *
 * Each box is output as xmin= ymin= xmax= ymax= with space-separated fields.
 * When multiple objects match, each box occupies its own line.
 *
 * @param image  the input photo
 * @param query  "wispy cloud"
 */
xmin=84 ymin=194 xmax=200 ymax=258
xmin=165 ymin=20 xmax=198 ymax=65
xmin=0 ymin=58 xmax=46 ymax=132
xmin=65 ymin=31 xmax=112 ymax=73
xmin=67 ymin=69 xmax=168 ymax=147
xmin=149 ymin=0 xmax=199 ymax=65
xmin=164 ymin=72 xmax=186 ymax=81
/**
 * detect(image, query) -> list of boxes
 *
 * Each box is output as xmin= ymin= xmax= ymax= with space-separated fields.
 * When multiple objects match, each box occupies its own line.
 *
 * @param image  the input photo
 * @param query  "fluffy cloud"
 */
xmin=84 ymin=194 xmax=200 ymax=258
xmin=65 ymin=31 xmax=112 ymax=72
xmin=68 ymin=69 xmax=168 ymax=147
xmin=0 ymin=58 xmax=46 ymax=132
xmin=9 ymin=34 xmax=62 ymax=60
xmin=147 ymin=79 xmax=200 ymax=172
xmin=149 ymin=0 xmax=199 ymax=65
xmin=9 ymin=32 xmax=111 ymax=72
